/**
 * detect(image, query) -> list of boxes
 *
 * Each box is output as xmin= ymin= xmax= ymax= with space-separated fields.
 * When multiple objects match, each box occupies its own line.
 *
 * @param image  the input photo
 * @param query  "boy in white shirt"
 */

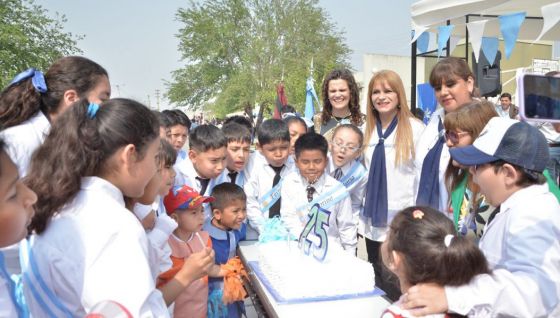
xmin=282 ymin=132 xmax=357 ymax=252
xmin=163 ymin=109 xmax=191 ymax=164
xmin=215 ymin=122 xmax=252 ymax=187
xmin=403 ymin=117 xmax=560 ymax=317
xmin=245 ymin=119 xmax=294 ymax=239
xmin=327 ymin=124 xmax=367 ymax=223
xmin=174 ymin=125 xmax=227 ymax=219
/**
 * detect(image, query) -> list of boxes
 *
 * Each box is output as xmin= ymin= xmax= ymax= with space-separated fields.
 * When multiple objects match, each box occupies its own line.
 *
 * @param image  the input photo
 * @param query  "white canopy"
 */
xmin=411 ymin=0 xmax=560 ymax=42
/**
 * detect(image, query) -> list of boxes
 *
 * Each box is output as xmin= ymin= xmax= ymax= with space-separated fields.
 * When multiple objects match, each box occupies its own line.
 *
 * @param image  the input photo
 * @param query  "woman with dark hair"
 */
xmin=415 ymin=57 xmax=476 ymax=212
xmin=0 ymin=56 xmax=110 ymax=177
xmin=313 ymin=69 xmax=364 ymax=141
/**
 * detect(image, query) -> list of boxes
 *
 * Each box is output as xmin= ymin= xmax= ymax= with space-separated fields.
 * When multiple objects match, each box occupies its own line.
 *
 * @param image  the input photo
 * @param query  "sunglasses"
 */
xmin=444 ymin=130 xmax=470 ymax=144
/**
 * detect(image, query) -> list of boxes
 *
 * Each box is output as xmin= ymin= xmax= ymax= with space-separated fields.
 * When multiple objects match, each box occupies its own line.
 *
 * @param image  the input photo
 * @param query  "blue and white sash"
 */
xmin=295 ymin=182 xmax=349 ymax=224
xmin=20 ymin=237 xmax=73 ymax=318
xmin=338 ymin=160 xmax=367 ymax=190
xmin=259 ymin=180 xmax=283 ymax=214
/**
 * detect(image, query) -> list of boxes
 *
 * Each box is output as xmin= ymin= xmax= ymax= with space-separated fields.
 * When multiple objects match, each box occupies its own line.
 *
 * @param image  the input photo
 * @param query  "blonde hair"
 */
xmin=364 ymin=70 xmax=416 ymax=166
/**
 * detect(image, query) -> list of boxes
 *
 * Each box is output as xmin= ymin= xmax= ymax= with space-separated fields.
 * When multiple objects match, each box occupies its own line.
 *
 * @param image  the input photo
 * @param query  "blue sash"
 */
xmin=338 ymin=160 xmax=367 ymax=190
xmin=20 ymin=238 xmax=73 ymax=318
xmin=259 ymin=180 xmax=283 ymax=214
xmin=295 ymin=182 xmax=349 ymax=223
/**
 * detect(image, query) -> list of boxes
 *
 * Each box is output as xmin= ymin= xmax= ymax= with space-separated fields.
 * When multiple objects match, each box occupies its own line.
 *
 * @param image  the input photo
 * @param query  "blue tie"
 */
xmin=363 ymin=116 xmax=398 ymax=227
xmin=416 ymin=118 xmax=445 ymax=209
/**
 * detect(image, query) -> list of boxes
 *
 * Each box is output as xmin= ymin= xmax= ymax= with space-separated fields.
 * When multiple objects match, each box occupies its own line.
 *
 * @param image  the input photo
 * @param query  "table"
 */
xmin=238 ymin=241 xmax=391 ymax=318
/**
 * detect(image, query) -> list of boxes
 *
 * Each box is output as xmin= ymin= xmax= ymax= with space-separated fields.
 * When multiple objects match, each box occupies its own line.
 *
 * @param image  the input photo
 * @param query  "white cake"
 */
xmin=255 ymin=240 xmax=376 ymax=302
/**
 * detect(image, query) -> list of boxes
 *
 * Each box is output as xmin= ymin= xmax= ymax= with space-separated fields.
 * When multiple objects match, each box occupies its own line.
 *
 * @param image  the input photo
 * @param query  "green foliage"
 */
xmin=0 ymin=0 xmax=82 ymax=88
xmin=168 ymin=0 xmax=350 ymax=118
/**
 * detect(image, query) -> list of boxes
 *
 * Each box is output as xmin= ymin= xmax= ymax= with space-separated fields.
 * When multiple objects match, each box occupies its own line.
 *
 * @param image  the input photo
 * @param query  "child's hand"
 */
xmin=178 ymin=247 xmax=215 ymax=283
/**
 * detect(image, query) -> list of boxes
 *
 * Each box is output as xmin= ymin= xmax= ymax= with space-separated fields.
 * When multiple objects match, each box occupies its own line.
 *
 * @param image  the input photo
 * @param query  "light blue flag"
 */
xmin=417 ymin=83 xmax=437 ymax=124
xmin=499 ymin=12 xmax=526 ymax=59
xmin=481 ymin=37 xmax=499 ymax=65
xmin=417 ymin=31 xmax=430 ymax=54
xmin=437 ymin=25 xmax=455 ymax=57
xmin=305 ymin=77 xmax=319 ymax=120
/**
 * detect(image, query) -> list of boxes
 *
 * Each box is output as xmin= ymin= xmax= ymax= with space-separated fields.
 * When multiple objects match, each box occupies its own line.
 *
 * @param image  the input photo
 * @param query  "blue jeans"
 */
xmin=546 ymin=146 xmax=560 ymax=185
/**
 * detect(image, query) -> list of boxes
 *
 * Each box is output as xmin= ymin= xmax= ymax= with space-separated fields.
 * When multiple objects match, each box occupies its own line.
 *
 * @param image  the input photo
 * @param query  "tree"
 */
xmin=0 ymin=0 xmax=82 ymax=88
xmin=168 ymin=0 xmax=350 ymax=118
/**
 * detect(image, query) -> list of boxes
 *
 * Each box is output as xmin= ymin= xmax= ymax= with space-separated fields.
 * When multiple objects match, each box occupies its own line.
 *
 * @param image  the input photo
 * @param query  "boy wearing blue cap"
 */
xmin=402 ymin=117 xmax=560 ymax=317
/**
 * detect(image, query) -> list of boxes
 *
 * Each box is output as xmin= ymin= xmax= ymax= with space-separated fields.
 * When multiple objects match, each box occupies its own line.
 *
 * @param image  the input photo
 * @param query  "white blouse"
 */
xmin=23 ymin=177 xmax=168 ymax=317
xmin=359 ymin=117 xmax=425 ymax=241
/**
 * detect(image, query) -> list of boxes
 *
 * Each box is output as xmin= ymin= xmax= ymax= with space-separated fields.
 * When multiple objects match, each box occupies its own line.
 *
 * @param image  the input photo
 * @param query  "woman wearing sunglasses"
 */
xmin=360 ymin=70 xmax=425 ymax=301
xmin=415 ymin=57 xmax=478 ymax=212
xmin=443 ymin=100 xmax=498 ymax=239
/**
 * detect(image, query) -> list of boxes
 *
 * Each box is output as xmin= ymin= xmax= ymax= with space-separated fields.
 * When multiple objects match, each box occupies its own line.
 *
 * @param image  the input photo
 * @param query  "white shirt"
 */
xmin=494 ymin=104 xmax=511 ymax=118
xmin=445 ymin=184 xmax=560 ymax=317
xmin=326 ymin=155 xmax=367 ymax=228
xmin=533 ymin=122 xmax=560 ymax=144
xmin=0 ymin=274 xmax=17 ymax=318
xmin=173 ymin=157 xmax=219 ymax=219
xmin=414 ymin=108 xmax=449 ymax=212
xmin=214 ymin=167 xmax=249 ymax=188
xmin=0 ymin=111 xmax=50 ymax=177
xmin=360 ymin=117 xmax=425 ymax=241
xmin=23 ymin=177 xmax=168 ymax=318
xmin=245 ymin=156 xmax=295 ymax=236
xmin=280 ymin=171 xmax=357 ymax=251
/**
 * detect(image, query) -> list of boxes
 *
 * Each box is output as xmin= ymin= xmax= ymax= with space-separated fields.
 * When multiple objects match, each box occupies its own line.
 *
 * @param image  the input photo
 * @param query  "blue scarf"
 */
xmin=416 ymin=118 xmax=445 ymax=209
xmin=363 ymin=115 xmax=398 ymax=227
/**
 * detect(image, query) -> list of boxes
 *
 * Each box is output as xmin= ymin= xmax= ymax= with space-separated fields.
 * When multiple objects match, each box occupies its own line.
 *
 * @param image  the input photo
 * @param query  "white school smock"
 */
xmin=173 ymin=157 xmax=219 ymax=219
xmin=280 ymin=171 xmax=357 ymax=251
xmin=0 ymin=274 xmax=17 ymax=317
xmin=445 ymin=184 xmax=560 ymax=317
xmin=326 ymin=155 xmax=367 ymax=228
xmin=414 ymin=108 xmax=449 ymax=213
xmin=0 ymin=111 xmax=50 ymax=177
xmin=23 ymin=177 xmax=169 ymax=318
xmin=245 ymin=157 xmax=295 ymax=235
xmin=0 ymin=112 xmax=50 ymax=277
xmin=360 ymin=117 xmax=425 ymax=241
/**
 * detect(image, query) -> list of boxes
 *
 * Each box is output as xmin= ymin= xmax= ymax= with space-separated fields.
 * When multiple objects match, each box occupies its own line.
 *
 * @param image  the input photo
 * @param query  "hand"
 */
xmin=177 ymin=247 xmax=215 ymax=284
xmin=401 ymin=283 xmax=448 ymax=316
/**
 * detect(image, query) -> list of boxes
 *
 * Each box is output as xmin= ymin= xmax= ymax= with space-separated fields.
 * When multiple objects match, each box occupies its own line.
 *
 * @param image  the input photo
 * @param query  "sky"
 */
xmin=34 ymin=0 xmax=416 ymax=110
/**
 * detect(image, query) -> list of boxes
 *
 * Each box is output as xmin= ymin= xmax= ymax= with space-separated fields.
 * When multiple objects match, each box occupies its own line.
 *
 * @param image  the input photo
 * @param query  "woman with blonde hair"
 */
xmin=444 ymin=100 xmax=498 ymax=238
xmin=360 ymin=69 xmax=424 ymax=300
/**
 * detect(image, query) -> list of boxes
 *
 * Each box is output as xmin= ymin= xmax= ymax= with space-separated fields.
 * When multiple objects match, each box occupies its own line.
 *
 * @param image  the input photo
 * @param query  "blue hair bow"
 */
xmin=87 ymin=103 xmax=100 ymax=119
xmin=9 ymin=68 xmax=47 ymax=93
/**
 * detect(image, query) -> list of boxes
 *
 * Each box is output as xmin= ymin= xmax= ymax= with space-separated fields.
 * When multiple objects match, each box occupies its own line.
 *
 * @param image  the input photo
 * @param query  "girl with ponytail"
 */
xmin=23 ymin=98 xmax=213 ymax=317
xmin=380 ymin=206 xmax=489 ymax=318
xmin=0 ymin=56 xmax=110 ymax=177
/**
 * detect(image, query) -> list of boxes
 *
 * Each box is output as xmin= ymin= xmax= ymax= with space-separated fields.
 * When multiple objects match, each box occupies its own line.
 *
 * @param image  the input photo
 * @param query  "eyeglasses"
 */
xmin=444 ymin=130 xmax=470 ymax=144
xmin=332 ymin=140 xmax=360 ymax=153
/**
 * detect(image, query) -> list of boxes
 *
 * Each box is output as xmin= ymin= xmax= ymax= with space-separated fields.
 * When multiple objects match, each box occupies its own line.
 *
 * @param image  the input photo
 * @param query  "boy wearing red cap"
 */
xmin=158 ymin=185 xmax=223 ymax=318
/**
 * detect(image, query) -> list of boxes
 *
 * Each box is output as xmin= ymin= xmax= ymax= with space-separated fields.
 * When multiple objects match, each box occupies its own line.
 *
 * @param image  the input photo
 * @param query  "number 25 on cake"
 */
xmin=249 ymin=204 xmax=384 ymax=304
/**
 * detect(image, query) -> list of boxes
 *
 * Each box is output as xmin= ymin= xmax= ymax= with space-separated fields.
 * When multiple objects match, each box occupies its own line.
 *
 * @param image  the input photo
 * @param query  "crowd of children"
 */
xmin=0 ymin=55 xmax=558 ymax=318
